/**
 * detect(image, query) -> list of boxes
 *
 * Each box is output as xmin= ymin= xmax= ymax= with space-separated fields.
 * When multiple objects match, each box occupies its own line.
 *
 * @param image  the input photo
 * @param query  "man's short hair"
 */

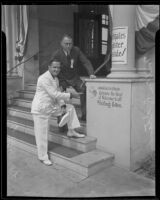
xmin=48 ymin=58 xmax=61 ymax=66
xmin=61 ymin=34 xmax=73 ymax=41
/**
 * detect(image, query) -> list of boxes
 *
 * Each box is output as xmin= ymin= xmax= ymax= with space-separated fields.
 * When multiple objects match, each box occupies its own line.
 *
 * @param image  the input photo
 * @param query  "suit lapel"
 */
xmin=46 ymin=71 xmax=58 ymax=86
xmin=61 ymin=48 xmax=67 ymax=60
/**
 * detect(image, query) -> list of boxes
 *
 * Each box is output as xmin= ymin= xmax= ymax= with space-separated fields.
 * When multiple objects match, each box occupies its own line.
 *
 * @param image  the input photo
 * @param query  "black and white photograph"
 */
xmin=1 ymin=3 xmax=158 ymax=198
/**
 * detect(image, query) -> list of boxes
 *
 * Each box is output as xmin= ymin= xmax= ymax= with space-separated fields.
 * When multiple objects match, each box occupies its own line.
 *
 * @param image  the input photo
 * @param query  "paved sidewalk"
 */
xmin=7 ymin=143 xmax=155 ymax=197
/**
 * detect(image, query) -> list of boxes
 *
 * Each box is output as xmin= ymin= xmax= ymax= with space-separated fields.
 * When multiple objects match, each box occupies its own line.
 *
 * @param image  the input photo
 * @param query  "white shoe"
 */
xmin=67 ymin=130 xmax=85 ymax=138
xmin=40 ymin=159 xmax=52 ymax=166
xmin=58 ymin=112 xmax=69 ymax=127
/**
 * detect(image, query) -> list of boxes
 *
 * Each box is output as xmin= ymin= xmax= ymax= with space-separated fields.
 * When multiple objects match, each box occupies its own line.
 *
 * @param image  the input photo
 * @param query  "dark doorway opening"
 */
xmin=74 ymin=5 xmax=111 ymax=77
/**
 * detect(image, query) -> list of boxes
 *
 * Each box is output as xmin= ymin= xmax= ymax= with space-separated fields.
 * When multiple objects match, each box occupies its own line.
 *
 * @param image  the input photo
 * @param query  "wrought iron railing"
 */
xmin=7 ymin=38 xmax=111 ymax=76
xmin=6 ymin=39 xmax=57 ymax=75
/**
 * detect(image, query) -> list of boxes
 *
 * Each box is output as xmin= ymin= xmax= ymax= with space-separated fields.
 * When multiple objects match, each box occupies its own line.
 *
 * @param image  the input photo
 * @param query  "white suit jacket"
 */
xmin=31 ymin=70 xmax=70 ymax=115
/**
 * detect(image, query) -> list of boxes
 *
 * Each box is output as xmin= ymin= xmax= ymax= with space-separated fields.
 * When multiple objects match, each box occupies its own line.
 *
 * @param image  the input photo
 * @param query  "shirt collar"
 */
xmin=48 ymin=70 xmax=56 ymax=80
xmin=63 ymin=49 xmax=71 ymax=56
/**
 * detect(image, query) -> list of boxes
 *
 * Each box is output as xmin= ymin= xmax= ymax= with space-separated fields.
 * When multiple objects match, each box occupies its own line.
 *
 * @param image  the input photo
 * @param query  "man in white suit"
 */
xmin=31 ymin=58 xmax=84 ymax=166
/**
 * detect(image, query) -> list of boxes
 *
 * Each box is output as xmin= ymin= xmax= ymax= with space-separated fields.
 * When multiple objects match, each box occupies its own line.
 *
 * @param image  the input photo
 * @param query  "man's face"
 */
xmin=49 ymin=61 xmax=61 ymax=77
xmin=61 ymin=37 xmax=73 ymax=53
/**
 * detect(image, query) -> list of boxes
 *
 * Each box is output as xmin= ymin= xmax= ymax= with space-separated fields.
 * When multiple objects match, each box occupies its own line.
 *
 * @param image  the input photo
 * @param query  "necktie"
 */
xmin=66 ymin=53 xmax=71 ymax=66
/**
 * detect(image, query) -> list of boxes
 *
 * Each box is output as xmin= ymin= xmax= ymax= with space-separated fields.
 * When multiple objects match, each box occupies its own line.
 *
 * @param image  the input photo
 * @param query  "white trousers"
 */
xmin=32 ymin=104 xmax=80 ymax=161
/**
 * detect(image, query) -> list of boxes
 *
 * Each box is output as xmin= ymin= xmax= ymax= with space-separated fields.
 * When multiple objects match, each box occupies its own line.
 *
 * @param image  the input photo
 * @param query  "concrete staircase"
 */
xmin=7 ymin=83 xmax=114 ymax=177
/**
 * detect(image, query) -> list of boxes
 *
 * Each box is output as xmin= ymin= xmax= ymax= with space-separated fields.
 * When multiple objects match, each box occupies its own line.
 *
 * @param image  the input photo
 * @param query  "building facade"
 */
xmin=3 ymin=5 xmax=158 ymax=170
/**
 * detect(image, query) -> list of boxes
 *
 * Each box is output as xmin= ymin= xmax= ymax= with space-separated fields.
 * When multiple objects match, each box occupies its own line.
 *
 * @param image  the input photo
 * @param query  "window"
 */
xmin=101 ymin=14 xmax=109 ymax=55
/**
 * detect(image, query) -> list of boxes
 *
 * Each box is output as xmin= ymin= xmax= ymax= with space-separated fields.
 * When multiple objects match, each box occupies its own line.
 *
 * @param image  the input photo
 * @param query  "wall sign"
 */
xmin=89 ymin=86 xmax=123 ymax=108
xmin=112 ymin=27 xmax=128 ymax=64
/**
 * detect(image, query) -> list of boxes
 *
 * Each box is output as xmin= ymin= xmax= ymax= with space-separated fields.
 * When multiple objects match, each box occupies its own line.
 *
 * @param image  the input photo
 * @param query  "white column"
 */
xmin=3 ymin=5 xmax=18 ymax=76
xmin=108 ymin=5 xmax=140 ymax=78
xmin=11 ymin=6 xmax=18 ymax=76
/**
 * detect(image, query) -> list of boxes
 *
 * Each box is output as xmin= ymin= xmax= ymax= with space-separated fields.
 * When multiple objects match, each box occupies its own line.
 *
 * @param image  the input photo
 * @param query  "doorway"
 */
xmin=74 ymin=5 xmax=111 ymax=77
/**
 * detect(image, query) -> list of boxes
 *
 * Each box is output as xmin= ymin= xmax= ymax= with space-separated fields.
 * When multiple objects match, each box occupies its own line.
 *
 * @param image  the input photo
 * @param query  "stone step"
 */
xmin=25 ymin=84 xmax=79 ymax=94
xmin=25 ymin=80 xmax=87 ymax=91
xmin=12 ymin=97 xmax=32 ymax=108
xmin=17 ymin=89 xmax=81 ymax=105
xmin=7 ymin=115 xmax=95 ymax=153
xmin=7 ymin=127 xmax=114 ymax=177
xmin=25 ymin=83 xmax=37 ymax=90
xmin=12 ymin=97 xmax=81 ymax=111
xmin=7 ymin=105 xmax=84 ymax=127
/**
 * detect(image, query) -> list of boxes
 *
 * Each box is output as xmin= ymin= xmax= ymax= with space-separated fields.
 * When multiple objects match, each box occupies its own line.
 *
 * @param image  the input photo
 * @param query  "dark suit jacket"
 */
xmin=52 ymin=46 xmax=94 ymax=83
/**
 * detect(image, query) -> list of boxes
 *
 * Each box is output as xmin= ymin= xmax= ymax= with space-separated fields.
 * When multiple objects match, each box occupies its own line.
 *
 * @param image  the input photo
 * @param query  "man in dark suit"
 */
xmin=52 ymin=34 xmax=96 ymax=121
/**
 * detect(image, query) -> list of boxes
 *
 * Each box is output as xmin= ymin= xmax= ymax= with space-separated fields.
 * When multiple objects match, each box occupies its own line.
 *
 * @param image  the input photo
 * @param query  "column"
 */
xmin=108 ymin=5 xmax=140 ymax=78
xmin=11 ymin=5 xmax=19 ymax=76
xmin=3 ymin=5 xmax=18 ymax=76
xmin=86 ymin=5 xmax=155 ymax=171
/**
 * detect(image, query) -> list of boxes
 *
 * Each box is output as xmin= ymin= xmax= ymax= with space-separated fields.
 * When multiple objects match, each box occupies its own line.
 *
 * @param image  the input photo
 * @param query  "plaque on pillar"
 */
xmin=86 ymin=78 xmax=155 ymax=171
xmin=112 ymin=27 xmax=128 ymax=65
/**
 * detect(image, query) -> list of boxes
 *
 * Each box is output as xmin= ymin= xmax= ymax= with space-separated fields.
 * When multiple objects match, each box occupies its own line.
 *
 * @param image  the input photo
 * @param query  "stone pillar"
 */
xmin=2 ymin=5 xmax=18 ymax=76
xmin=108 ymin=5 xmax=140 ymax=78
xmin=85 ymin=5 xmax=155 ymax=171
xmin=23 ymin=5 xmax=39 ymax=87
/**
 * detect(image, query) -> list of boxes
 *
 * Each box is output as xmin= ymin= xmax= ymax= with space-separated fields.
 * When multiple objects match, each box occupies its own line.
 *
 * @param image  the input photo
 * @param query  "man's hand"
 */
xmin=59 ymin=86 xmax=63 ymax=92
xmin=90 ymin=74 xmax=96 ymax=79
xmin=70 ymin=92 xmax=82 ymax=99
xmin=60 ymin=86 xmax=67 ymax=92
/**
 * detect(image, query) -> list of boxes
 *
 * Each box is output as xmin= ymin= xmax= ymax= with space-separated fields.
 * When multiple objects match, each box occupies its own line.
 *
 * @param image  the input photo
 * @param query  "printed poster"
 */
xmin=112 ymin=27 xmax=128 ymax=64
